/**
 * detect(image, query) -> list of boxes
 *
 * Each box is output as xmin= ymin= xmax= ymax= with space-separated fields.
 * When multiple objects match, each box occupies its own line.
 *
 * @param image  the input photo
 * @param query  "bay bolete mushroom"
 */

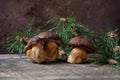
xmin=37 ymin=32 xmax=62 ymax=62
xmin=22 ymin=32 xmax=63 ymax=63
xmin=26 ymin=43 xmax=46 ymax=63
xmin=21 ymin=36 xmax=46 ymax=63
xmin=67 ymin=36 xmax=95 ymax=64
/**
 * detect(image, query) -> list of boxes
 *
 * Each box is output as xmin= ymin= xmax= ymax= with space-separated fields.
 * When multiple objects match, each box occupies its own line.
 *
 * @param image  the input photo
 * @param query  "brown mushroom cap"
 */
xmin=23 ymin=32 xmax=62 ymax=53
xmin=23 ymin=36 xmax=45 ymax=53
xmin=68 ymin=36 xmax=95 ymax=53
xmin=38 ymin=32 xmax=62 ymax=45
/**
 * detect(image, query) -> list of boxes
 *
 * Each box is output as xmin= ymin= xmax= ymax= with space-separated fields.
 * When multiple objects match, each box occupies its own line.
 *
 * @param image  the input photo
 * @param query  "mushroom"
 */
xmin=37 ymin=32 xmax=62 ymax=62
xmin=21 ymin=37 xmax=46 ymax=63
xmin=26 ymin=43 xmax=46 ymax=63
xmin=67 ymin=36 xmax=95 ymax=64
xmin=22 ymin=32 xmax=63 ymax=63
xmin=22 ymin=36 xmax=45 ymax=53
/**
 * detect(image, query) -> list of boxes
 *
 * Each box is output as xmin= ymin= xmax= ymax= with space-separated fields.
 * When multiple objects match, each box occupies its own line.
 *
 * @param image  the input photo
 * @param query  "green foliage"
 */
xmin=46 ymin=16 xmax=120 ymax=66
xmin=93 ymin=29 xmax=120 ymax=64
xmin=6 ymin=24 xmax=41 ymax=56
xmin=47 ymin=16 xmax=95 ymax=53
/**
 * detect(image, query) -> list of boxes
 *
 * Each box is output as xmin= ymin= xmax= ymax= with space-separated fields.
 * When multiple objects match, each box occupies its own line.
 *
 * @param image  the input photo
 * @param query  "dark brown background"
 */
xmin=0 ymin=0 xmax=120 ymax=53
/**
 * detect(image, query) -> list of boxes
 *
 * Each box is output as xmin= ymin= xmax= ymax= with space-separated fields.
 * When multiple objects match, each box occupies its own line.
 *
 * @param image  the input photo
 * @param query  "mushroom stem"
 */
xmin=26 ymin=40 xmax=59 ymax=63
xmin=44 ymin=40 xmax=59 ymax=62
xmin=67 ymin=47 xmax=87 ymax=64
xmin=26 ymin=43 xmax=46 ymax=63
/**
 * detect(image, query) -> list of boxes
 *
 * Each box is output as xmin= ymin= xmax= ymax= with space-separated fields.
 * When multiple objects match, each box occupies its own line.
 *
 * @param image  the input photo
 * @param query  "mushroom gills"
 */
xmin=67 ymin=47 xmax=87 ymax=64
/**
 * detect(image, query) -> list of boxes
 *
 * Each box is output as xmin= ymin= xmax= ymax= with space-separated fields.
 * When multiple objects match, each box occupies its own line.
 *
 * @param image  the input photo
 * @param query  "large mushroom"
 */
xmin=67 ymin=36 xmax=95 ymax=64
xmin=21 ymin=36 xmax=46 ymax=63
xmin=25 ymin=43 xmax=46 ymax=63
xmin=38 ymin=32 xmax=62 ymax=62
xmin=22 ymin=32 xmax=62 ymax=63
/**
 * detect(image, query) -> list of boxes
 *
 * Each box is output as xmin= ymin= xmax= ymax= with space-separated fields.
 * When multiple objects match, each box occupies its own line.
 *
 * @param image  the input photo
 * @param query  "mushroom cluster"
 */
xmin=67 ymin=36 xmax=95 ymax=64
xmin=22 ymin=32 xmax=62 ymax=63
xmin=21 ymin=31 xmax=95 ymax=64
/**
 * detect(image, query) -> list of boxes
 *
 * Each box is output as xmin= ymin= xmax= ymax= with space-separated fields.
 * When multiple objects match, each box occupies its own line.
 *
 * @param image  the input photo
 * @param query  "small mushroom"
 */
xmin=67 ymin=36 xmax=95 ymax=64
xmin=26 ymin=43 xmax=46 ymax=63
xmin=22 ymin=36 xmax=45 ymax=53
xmin=21 ymin=36 xmax=46 ymax=63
